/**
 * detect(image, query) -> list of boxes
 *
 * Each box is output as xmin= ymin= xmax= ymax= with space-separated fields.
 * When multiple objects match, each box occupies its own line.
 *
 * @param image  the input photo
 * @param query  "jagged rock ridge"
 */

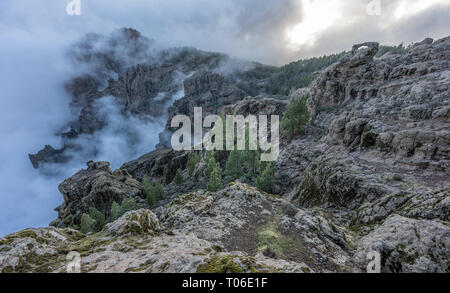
xmin=5 ymin=33 xmax=449 ymax=273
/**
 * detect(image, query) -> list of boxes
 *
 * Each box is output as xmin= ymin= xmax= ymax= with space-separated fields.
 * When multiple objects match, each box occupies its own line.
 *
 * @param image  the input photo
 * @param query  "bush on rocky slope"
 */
xmin=281 ymin=94 xmax=311 ymax=140
xmin=143 ymin=175 xmax=165 ymax=207
xmin=110 ymin=197 xmax=140 ymax=221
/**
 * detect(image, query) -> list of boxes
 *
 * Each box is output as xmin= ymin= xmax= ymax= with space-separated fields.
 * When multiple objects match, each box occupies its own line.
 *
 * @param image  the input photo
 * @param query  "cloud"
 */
xmin=284 ymin=0 xmax=450 ymax=60
xmin=1 ymin=0 xmax=449 ymax=65
xmin=0 ymin=29 xmax=73 ymax=236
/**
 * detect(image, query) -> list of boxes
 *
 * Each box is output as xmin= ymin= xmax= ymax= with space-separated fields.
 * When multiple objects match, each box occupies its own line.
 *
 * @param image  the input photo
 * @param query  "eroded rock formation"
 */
xmin=6 ymin=34 xmax=449 ymax=273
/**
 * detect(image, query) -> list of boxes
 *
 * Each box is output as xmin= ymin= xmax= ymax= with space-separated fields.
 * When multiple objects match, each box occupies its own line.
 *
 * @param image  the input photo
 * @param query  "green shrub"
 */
xmin=89 ymin=207 xmax=106 ymax=232
xmin=162 ymin=166 xmax=169 ymax=185
xmin=143 ymin=174 xmax=165 ymax=208
xmin=80 ymin=213 xmax=96 ymax=234
xmin=256 ymin=163 xmax=275 ymax=193
xmin=204 ymin=151 xmax=217 ymax=178
xmin=225 ymin=150 xmax=242 ymax=181
xmin=110 ymin=201 xmax=122 ymax=221
xmin=392 ymin=174 xmax=404 ymax=182
xmin=207 ymin=164 xmax=223 ymax=192
xmin=282 ymin=94 xmax=310 ymax=140
xmin=110 ymin=197 xmax=140 ymax=221
xmin=187 ymin=153 xmax=202 ymax=177
xmin=121 ymin=197 xmax=140 ymax=213
xmin=174 ymin=169 xmax=184 ymax=185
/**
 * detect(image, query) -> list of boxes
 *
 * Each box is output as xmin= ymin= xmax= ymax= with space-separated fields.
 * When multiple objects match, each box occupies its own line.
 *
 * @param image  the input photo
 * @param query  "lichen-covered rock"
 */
xmin=159 ymin=183 xmax=356 ymax=272
xmin=0 ymin=198 xmax=314 ymax=273
xmin=292 ymin=157 xmax=361 ymax=208
xmin=104 ymin=209 xmax=161 ymax=236
xmin=354 ymin=189 xmax=449 ymax=225
xmin=291 ymin=155 xmax=392 ymax=211
xmin=0 ymin=227 xmax=84 ymax=273
xmin=354 ymin=215 xmax=450 ymax=273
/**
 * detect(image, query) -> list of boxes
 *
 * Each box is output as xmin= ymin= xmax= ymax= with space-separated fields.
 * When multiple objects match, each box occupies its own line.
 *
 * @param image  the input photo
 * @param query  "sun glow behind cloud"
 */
xmin=287 ymin=0 xmax=344 ymax=48
xmin=286 ymin=0 xmax=450 ymax=52
xmin=393 ymin=0 xmax=446 ymax=20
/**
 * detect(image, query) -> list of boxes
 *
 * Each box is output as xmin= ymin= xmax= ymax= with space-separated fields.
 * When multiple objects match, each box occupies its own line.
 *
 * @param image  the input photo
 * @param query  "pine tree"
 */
xmin=111 ymin=198 xmax=140 ymax=221
xmin=241 ymin=124 xmax=259 ymax=180
xmin=121 ymin=197 xmax=140 ymax=214
xmin=143 ymin=175 xmax=156 ymax=207
xmin=187 ymin=153 xmax=202 ymax=177
xmin=256 ymin=163 xmax=275 ymax=193
xmin=80 ymin=213 xmax=96 ymax=234
xmin=153 ymin=182 xmax=164 ymax=200
xmin=162 ymin=166 xmax=169 ymax=185
xmin=143 ymin=175 xmax=165 ymax=208
xmin=143 ymin=174 xmax=153 ymax=194
xmin=281 ymin=94 xmax=310 ymax=140
xmin=174 ymin=168 xmax=184 ymax=185
xmin=207 ymin=163 xmax=223 ymax=192
xmin=242 ymin=150 xmax=259 ymax=181
xmin=110 ymin=201 xmax=122 ymax=221
xmin=204 ymin=151 xmax=217 ymax=179
xmin=89 ymin=207 xmax=106 ymax=232
xmin=145 ymin=189 xmax=156 ymax=208
xmin=225 ymin=149 xmax=242 ymax=181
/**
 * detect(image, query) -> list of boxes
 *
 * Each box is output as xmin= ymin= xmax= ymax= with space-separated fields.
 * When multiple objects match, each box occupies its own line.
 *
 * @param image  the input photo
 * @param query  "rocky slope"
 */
xmin=4 ymin=34 xmax=449 ymax=273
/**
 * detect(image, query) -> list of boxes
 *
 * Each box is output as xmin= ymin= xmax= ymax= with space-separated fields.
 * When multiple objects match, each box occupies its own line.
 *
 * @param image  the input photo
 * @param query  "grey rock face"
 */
xmin=158 ymin=71 xmax=248 ymax=147
xmin=276 ymin=37 xmax=450 ymax=273
xmin=222 ymin=95 xmax=289 ymax=117
xmin=307 ymin=37 xmax=450 ymax=169
xmin=120 ymin=148 xmax=190 ymax=183
xmin=287 ymin=36 xmax=449 ymax=208
xmin=354 ymin=215 xmax=449 ymax=273
xmin=51 ymin=161 xmax=144 ymax=228
xmin=29 ymin=41 xmax=237 ymax=168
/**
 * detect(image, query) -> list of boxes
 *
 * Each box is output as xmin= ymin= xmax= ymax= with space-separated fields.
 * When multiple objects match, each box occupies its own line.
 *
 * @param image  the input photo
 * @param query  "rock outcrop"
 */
xmin=354 ymin=215 xmax=449 ymax=273
xmin=10 ymin=34 xmax=450 ymax=273
xmin=51 ymin=161 xmax=145 ymax=228
xmin=28 ymin=145 xmax=69 ymax=169
xmin=1 ymin=189 xmax=319 ymax=273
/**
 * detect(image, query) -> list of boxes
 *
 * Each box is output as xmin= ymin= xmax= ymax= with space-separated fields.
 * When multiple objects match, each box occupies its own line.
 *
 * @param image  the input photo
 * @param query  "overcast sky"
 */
xmin=1 ymin=0 xmax=449 ymax=65
xmin=0 ymin=0 xmax=448 ymax=236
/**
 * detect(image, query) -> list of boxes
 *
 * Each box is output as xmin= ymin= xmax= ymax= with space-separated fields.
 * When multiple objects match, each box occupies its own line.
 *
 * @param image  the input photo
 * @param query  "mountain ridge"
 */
xmin=2 ymin=31 xmax=449 ymax=273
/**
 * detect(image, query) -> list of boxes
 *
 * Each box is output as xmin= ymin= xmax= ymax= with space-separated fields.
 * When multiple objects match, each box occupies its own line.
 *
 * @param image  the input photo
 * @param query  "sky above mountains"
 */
xmin=1 ymin=0 xmax=449 ymax=65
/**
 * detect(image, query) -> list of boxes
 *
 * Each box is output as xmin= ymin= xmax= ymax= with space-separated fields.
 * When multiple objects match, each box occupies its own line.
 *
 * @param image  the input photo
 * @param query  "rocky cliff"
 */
xmin=4 ymin=34 xmax=449 ymax=273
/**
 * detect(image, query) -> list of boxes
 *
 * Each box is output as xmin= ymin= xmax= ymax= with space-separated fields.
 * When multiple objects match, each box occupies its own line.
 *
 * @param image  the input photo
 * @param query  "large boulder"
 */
xmin=104 ymin=209 xmax=161 ymax=236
